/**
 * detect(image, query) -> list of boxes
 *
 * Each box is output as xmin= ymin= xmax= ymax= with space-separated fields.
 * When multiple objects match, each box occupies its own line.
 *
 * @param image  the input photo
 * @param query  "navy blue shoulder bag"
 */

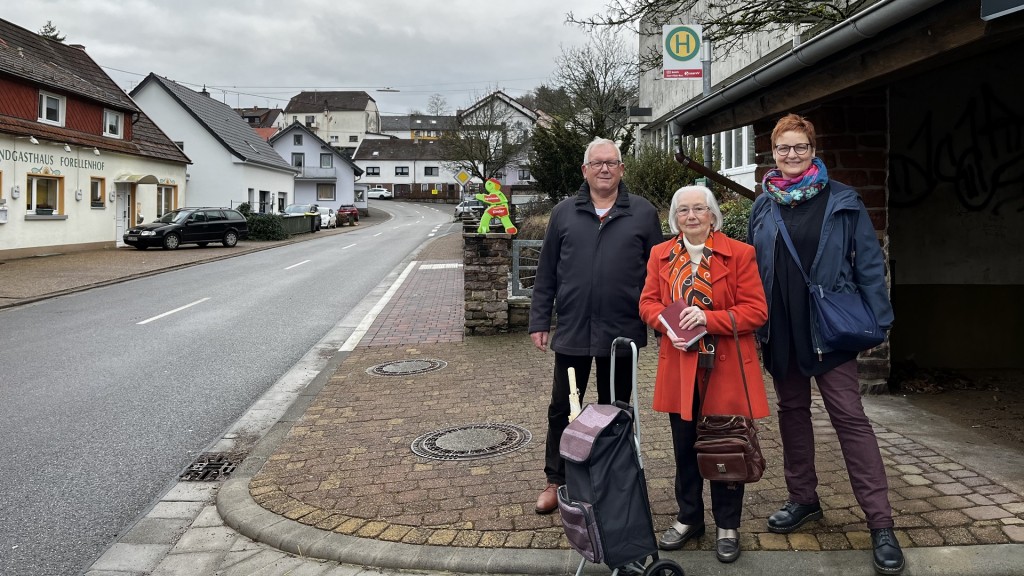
xmin=771 ymin=201 xmax=885 ymax=352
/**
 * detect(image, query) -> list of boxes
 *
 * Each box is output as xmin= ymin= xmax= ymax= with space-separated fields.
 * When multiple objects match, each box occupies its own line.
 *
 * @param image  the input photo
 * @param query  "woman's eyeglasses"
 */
xmin=774 ymin=143 xmax=812 ymax=156
xmin=676 ymin=205 xmax=709 ymax=216
xmin=585 ymin=160 xmax=623 ymax=169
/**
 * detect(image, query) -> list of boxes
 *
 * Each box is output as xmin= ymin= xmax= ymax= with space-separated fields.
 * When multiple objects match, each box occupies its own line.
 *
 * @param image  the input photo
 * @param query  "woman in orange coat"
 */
xmin=639 ymin=185 xmax=769 ymax=563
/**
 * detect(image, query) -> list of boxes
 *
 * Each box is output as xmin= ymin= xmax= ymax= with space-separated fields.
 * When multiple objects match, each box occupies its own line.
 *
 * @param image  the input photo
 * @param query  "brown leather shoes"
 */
xmin=535 ymin=483 xmax=559 ymax=514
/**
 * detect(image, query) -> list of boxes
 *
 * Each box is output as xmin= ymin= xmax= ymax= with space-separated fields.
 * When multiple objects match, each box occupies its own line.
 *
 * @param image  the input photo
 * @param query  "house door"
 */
xmin=114 ymin=184 xmax=131 ymax=246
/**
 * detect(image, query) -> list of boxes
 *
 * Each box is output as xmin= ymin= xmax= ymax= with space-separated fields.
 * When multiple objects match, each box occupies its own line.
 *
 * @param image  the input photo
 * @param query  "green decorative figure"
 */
xmin=475 ymin=178 xmax=517 ymax=235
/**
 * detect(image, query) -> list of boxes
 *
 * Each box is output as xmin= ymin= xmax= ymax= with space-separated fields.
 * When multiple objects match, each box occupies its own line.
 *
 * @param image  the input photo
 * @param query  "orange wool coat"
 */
xmin=639 ymin=232 xmax=770 ymax=420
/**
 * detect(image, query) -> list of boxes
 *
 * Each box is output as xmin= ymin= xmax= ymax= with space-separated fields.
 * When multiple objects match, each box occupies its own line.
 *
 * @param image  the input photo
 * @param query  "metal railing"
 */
xmin=511 ymin=240 xmax=542 ymax=297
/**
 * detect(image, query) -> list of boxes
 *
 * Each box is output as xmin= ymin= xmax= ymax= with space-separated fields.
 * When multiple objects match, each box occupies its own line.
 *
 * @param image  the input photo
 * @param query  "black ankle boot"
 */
xmin=871 ymin=528 xmax=905 ymax=575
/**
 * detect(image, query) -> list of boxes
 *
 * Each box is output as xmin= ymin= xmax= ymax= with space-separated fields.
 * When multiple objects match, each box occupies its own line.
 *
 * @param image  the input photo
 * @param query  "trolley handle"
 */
xmin=609 ymin=337 xmax=642 ymax=463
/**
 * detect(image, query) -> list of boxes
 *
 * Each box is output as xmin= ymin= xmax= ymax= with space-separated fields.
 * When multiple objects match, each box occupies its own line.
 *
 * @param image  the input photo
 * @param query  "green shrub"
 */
xmin=719 ymin=197 xmax=752 ymax=242
xmin=246 ymin=213 xmax=289 ymax=241
xmin=237 ymin=202 xmax=252 ymax=217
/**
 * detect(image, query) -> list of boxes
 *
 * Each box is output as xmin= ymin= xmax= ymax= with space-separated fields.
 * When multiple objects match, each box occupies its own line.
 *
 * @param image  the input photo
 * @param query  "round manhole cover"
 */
xmin=411 ymin=423 xmax=532 ymax=461
xmin=367 ymin=359 xmax=447 ymax=376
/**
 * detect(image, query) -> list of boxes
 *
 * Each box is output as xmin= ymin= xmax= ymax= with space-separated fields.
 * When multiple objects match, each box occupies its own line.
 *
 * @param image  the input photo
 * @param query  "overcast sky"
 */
xmin=4 ymin=0 xmax=620 ymax=116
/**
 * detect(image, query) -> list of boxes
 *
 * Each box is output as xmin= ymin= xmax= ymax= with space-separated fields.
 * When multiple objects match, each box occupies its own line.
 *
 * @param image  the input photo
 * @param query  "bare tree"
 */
xmin=440 ymin=92 xmax=533 ymax=184
xmin=552 ymin=28 xmax=638 ymax=142
xmin=568 ymin=0 xmax=871 ymax=68
xmin=38 ymin=20 xmax=66 ymax=42
xmin=426 ymin=93 xmax=450 ymax=115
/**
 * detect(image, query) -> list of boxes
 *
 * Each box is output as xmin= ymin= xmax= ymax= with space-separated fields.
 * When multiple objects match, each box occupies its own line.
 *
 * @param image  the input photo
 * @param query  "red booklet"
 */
xmin=658 ymin=299 xmax=708 ymax=350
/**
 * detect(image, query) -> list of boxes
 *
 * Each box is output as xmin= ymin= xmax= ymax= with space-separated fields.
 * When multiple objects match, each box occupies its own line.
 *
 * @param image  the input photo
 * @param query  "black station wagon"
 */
xmin=124 ymin=207 xmax=249 ymax=250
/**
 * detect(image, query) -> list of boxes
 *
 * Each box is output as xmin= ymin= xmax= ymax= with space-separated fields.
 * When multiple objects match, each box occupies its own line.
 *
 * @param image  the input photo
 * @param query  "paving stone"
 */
xmin=757 ymin=533 xmax=791 ymax=550
xmin=788 ymin=533 xmax=820 ymax=551
xmin=933 ymin=483 xmax=972 ymax=496
xmin=1004 ymin=524 xmax=1024 ymax=542
xmin=963 ymin=506 xmax=1013 ymax=520
xmin=938 ymin=526 xmax=978 ymax=545
xmin=907 ymin=527 xmax=944 ymax=546
xmin=901 ymin=475 xmax=930 ymax=486
xmin=967 ymin=493 xmax=995 ymax=506
xmin=922 ymin=509 xmax=972 ymax=526
xmin=816 ymin=532 xmax=852 ymax=550
xmin=927 ymin=495 xmax=972 ymax=510
xmin=969 ymin=525 xmax=1011 ymax=544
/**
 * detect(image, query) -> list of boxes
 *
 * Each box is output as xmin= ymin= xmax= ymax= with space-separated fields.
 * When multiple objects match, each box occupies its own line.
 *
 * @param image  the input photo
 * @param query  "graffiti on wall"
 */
xmin=890 ymin=84 xmax=1024 ymax=214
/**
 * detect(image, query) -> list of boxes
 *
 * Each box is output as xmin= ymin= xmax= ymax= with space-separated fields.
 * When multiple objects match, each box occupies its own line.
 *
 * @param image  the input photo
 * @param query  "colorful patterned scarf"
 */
xmin=668 ymin=231 xmax=716 ymax=368
xmin=762 ymin=156 xmax=830 ymax=206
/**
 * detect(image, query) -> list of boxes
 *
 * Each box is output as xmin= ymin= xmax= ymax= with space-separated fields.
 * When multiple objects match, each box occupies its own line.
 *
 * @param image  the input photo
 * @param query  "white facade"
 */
xmin=354 ymin=143 xmax=462 ymax=197
xmin=132 ymin=84 xmax=295 ymax=213
xmin=0 ymin=135 xmax=186 ymax=252
xmin=285 ymin=105 xmax=379 ymax=151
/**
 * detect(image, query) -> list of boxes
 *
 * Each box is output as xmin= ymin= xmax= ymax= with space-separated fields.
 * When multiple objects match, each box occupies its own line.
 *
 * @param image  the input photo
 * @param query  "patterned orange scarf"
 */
xmin=668 ymin=231 xmax=716 ymax=368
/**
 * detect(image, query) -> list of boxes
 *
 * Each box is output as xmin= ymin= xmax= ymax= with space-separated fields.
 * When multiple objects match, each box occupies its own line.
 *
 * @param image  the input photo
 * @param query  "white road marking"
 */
xmin=137 ymin=298 xmax=210 ymax=325
xmin=285 ymin=260 xmax=311 ymax=270
xmin=342 ymin=243 xmax=357 ymax=249
xmin=339 ymin=261 xmax=416 ymax=351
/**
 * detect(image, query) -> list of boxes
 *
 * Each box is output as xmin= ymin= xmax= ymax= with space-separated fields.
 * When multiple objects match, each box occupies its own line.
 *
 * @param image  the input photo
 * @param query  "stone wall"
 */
xmin=463 ymin=233 xmax=511 ymax=335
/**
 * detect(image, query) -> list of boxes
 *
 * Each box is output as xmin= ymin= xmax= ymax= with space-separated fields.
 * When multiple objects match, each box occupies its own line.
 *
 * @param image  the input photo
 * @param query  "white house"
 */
xmin=283 ymin=91 xmax=381 ymax=157
xmin=0 ymin=17 xmax=189 ymax=259
xmin=269 ymin=122 xmax=365 ymax=213
xmin=130 ymin=74 xmax=297 ymax=214
xmin=351 ymin=139 xmax=460 ymax=202
xmin=455 ymin=91 xmax=538 ymax=193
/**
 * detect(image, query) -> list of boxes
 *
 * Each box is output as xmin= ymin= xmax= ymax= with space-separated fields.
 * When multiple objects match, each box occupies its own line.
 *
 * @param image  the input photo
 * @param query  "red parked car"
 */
xmin=336 ymin=205 xmax=360 ymax=226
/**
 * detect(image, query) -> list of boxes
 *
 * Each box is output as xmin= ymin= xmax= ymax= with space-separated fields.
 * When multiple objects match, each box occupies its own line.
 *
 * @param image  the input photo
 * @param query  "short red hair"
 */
xmin=771 ymin=113 xmax=816 ymax=149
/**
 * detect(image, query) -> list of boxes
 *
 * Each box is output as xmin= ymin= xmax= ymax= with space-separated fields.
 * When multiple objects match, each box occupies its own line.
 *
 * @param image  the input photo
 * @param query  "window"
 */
xmin=366 ymin=167 xmax=380 ymax=176
xmin=424 ymin=166 xmax=439 ymax=177
xmin=518 ymin=169 xmax=531 ymax=181
xmin=293 ymin=134 xmax=303 ymax=146
xmin=395 ymin=166 xmax=409 ymax=176
xmin=157 ymin=185 xmax=175 ymax=217
xmin=317 ymin=183 xmax=336 ymax=201
xmin=38 ymin=91 xmax=65 ymax=126
xmin=320 ymin=153 xmax=333 ymax=168
xmin=27 ymin=175 xmax=62 ymax=213
xmin=305 ymin=115 xmax=316 ymax=127
xmin=330 ymin=135 xmax=339 ymax=142
xmin=173 ymin=141 xmax=184 ymax=151
xmin=349 ymin=135 xmax=358 ymax=143
xmin=103 ymin=110 xmax=123 ymax=139
xmin=90 ymin=178 xmax=105 ymax=208
xmin=291 ymin=153 xmax=304 ymax=167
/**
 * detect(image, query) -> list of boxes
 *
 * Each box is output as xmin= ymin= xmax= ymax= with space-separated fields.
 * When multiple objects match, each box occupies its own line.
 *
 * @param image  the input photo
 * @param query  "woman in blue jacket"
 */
xmin=748 ymin=114 xmax=903 ymax=575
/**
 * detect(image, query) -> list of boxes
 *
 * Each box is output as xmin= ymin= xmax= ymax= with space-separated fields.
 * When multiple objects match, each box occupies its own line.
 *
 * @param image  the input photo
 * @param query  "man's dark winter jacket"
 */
xmin=529 ymin=181 xmax=664 ymax=356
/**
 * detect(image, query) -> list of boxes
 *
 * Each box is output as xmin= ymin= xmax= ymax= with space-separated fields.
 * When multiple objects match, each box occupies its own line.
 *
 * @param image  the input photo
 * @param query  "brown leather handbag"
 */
xmin=694 ymin=311 xmax=766 ymax=485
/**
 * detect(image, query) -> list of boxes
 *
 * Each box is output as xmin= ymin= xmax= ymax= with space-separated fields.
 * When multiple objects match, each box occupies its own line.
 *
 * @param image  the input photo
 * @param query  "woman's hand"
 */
xmin=680 ymin=305 xmax=706 ymax=331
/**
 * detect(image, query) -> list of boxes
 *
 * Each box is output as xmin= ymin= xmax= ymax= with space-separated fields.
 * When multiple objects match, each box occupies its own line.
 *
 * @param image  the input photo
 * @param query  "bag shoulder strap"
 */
xmin=698 ymin=310 xmax=756 ymax=420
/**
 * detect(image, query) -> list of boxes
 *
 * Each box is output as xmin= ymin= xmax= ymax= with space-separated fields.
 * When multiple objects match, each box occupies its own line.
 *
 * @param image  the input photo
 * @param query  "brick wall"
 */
xmin=463 ymin=233 xmax=511 ymax=335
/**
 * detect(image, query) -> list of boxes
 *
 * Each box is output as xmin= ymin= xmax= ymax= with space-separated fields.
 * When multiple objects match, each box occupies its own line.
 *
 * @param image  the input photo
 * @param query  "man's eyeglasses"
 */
xmin=774 ymin=143 xmax=812 ymax=156
xmin=586 ymin=160 xmax=623 ymax=169
xmin=676 ymin=205 xmax=709 ymax=216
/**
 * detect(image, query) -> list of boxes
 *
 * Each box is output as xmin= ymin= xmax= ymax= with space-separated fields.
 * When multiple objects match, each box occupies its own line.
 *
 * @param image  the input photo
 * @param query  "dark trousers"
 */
xmin=544 ymin=353 xmax=632 ymax=484
xmin=669 ymin=389 xmax=744 ymax=529
xmin=774 ymin=358 xmax=894 ymax=529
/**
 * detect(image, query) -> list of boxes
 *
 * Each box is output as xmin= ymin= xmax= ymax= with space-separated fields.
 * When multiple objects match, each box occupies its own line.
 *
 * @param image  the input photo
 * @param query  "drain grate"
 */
xmin=180 ymin=454 xmax=237 ymax=481
xmin=367 ymin=359 xmax=447 ymax=376
xmin=411 ymin=423 xmax=531 ymax=461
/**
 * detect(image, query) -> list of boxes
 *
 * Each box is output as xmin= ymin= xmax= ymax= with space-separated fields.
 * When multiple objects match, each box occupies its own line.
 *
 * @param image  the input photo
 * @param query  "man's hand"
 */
xmin=531 ymin=331 xmax=549 ymax=352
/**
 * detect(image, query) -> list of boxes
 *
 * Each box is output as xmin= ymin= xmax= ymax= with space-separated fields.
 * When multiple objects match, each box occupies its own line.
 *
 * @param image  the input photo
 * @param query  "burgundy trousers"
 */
xmin=774 ymin=358 xmax=894 ymax=529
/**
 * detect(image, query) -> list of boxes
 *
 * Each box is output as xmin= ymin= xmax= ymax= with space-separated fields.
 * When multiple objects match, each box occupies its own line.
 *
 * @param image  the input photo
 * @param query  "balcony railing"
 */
xmin=296 ymin=166 xmax=338 ymax=179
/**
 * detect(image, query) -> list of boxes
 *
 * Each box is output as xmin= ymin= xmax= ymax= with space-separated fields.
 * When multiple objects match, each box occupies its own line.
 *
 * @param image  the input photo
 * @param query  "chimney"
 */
xmin=200 ymin=85 xmax=210 ymax=97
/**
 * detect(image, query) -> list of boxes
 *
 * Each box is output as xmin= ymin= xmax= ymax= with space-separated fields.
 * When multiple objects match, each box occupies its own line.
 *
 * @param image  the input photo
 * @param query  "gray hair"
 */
xmin=668 ymin=185 xmax=723 ymax=235
xmin=583 ymin=137 xmax=622 ymax=164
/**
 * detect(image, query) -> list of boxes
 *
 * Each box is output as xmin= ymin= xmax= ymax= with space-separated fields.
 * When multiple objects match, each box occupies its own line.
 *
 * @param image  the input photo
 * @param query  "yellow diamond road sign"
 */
xmin=455 ymin=170 xmax=472 ymax=186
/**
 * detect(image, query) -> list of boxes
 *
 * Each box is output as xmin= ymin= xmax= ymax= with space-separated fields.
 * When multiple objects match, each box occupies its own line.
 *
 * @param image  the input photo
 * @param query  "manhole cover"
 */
xmin=411 ymin=423 xmax=532 ymax=461
xmin=180 ymin=454 xmax=237 ymax=481
xmin=367 ymin=359 xmax=447 ymax=376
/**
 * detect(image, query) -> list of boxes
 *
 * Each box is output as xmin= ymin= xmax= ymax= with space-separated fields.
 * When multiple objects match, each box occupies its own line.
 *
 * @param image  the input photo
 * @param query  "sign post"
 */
xmin=455 ymin=169 xmax=472 ymax=199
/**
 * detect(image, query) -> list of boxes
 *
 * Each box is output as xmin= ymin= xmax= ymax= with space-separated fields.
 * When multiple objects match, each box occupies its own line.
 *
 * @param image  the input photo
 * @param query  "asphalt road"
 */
xmin=0 ymin=202 xmax=456 ymax=576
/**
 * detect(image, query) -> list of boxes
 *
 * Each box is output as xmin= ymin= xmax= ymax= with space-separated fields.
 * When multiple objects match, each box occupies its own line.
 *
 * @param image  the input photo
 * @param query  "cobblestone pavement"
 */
xmin=5 ymin=220 xmax=1022 ymax=575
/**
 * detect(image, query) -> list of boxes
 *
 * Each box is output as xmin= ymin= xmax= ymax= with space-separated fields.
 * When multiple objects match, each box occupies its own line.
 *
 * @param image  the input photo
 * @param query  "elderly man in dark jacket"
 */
xmin=529 ymin=137 xmax=663 ymax=514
